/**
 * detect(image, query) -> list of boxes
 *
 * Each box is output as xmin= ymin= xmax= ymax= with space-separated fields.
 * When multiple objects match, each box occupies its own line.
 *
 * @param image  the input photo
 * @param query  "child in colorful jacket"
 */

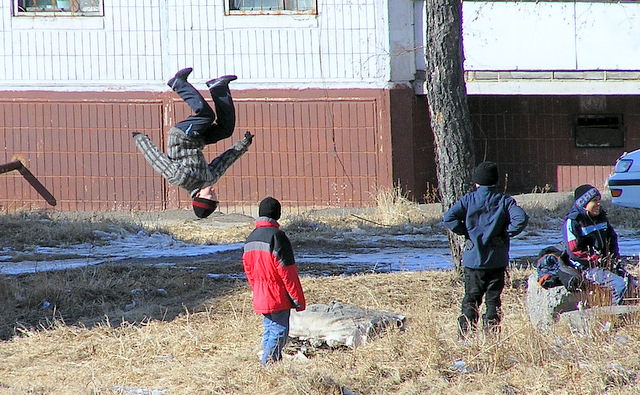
xmin=242 ymin=197 xmax=306 ymax=366
xmin=564 ymin=184 xmax=635 ymax=305
xmin=133 ymin=67 xmax=253 ymax=218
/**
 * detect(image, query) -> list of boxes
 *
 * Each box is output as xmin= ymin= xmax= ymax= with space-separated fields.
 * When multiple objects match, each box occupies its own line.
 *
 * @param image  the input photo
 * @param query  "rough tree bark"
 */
xmin=425 ymin=0 xmax=476 ymax=269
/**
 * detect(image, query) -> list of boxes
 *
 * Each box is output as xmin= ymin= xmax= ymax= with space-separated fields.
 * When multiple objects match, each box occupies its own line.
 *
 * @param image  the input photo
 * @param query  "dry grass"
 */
xmin=0 ymin=211 xmax=141 ymax=251
xmin=2 ymin=188 xmax=640 ymax=393
xmin=153 ymin=221 xmax=254 ymax=245
xmin=281 ymin=186 xmax=442 ymax=244
xmin=2 ymin=269 xmax=640 ymax=394
xmin=371 ymin=185 xmax=429 ymax=226
xmin=512 ymin=191 xmax=572 ymax=231
xmin=601 ymin=199 xmax=640 ymax=229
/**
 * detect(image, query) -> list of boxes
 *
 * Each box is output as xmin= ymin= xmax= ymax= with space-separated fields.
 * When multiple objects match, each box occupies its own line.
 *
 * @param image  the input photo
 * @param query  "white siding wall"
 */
xmin=7 ymin=1 xmax=637 ymax=94
xmin=388 ymin=0 xmax=415 ymax=83
xmin=459 ymin=1 xmax=640 ymax=94
xmin=0 ymin=0 xmax=393 ymax=91
xmin=463 ymin=1 xmax=640 ymax=71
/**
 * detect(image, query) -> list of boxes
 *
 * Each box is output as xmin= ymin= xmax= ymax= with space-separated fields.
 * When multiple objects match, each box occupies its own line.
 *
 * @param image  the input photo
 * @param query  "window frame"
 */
xmin=13 ymin=0 xmax=104 ymax=17
xmin=226 ymin=0 xmax=317 ymax=16
xmin=573 ymin=114 xmax=625 ymax=148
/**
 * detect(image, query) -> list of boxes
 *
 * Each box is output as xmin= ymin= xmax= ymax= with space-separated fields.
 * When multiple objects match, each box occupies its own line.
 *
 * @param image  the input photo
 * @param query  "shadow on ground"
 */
xmin=0 ymin=260 xmax=247 ymax=341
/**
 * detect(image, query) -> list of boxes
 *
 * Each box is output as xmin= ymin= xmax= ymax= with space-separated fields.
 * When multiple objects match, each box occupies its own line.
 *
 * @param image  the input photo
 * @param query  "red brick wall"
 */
xmin=1 ymin=91 xmax=636 ymax=212
xmin=0 ymin=89 xmax=393 ymax=212
xmin=466 ymin=95 xmax=640 ymax=193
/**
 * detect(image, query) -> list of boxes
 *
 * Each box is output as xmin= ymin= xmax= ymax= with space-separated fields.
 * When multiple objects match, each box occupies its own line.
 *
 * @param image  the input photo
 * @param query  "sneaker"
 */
xmin=167 ymin=67 xmax=193 ymax=89
xmin=206 ymin=75 xmax=238 ymax=90
xmin=482 ymin=314 xmax=501 ymax=334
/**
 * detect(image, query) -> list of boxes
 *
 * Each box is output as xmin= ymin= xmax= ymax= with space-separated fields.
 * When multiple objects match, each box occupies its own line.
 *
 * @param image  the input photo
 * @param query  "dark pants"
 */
xmin=172 ymin=78 xmax=236 ymax=145
xmin=458 ymin=266 xmax=505 ymax=336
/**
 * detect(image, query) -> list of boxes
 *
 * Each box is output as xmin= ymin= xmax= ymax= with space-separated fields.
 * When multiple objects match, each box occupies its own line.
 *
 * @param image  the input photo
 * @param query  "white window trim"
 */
xmin=225 ymin=1 xmax=317 ymax=16
xmin=13 ymin=0 xmax=104 ymax=17
xmin=223 ymin=1 xmax=318 ymax=29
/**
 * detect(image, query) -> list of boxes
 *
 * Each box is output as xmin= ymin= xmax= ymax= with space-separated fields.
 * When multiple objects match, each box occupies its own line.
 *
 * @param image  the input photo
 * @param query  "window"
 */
xmin=14 ymin=0 xmax=103 ymax=16
xmin=228 ymin=0 xmax=316 ymax=14
xmin=574 ymin=114 xmax=624 ymax=148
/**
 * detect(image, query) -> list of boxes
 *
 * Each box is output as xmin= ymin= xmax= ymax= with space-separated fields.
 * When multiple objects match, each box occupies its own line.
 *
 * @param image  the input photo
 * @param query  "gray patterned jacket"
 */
xmin=134 ymin=127 xmax=252 ymax=198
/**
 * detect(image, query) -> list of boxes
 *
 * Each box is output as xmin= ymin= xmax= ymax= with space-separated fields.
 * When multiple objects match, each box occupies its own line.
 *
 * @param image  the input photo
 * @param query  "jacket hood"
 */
xmin=255 ymin=217 xmax=280 ymax=228
xmin=566 ymin=203 xmax=586 ymax=220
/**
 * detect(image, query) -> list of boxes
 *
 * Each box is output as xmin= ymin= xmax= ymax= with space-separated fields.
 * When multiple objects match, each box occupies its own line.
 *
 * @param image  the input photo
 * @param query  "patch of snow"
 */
xmin=296 ymin=247 xmax=453 ymax=271
xmin=0 ymin=259 xmax=105 ymax=275
xmin=0 ymin=231 xmax=242 ymax=275
xmin=1 ymin=228 xmax=639 ymax=276
xmin=207 ymin=273 xmax=246 ymax=280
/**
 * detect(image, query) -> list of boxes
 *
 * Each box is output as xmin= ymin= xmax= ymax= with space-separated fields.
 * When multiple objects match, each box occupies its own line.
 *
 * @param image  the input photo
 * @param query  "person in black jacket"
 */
xmin=443 ymin=162 xmax=528 ymax=339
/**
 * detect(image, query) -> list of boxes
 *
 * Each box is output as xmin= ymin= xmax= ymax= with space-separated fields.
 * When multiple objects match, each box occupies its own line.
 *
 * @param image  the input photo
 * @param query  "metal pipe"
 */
xmin=0 ymin=160 xmax=22 ymax=175
xmin=0 ymin=159 xmax=57 ymax=206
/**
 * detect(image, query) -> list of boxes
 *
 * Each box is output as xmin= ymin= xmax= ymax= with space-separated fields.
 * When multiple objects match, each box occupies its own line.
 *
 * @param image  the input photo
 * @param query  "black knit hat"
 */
xmin=259 ymin=197 xmax=281 ymax=220
xmin=192 ymin=197 xmax=218 ymax=218
xmin=574 ymin=184 xmax=600 ymax=207
xmin=473 ymin=161 xmax=499 ymax=186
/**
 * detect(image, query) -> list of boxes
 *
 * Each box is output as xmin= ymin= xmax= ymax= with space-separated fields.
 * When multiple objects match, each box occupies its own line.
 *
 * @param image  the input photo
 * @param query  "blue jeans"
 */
xmin=583 ymin=267 xmax=627 ymax=305
xmin=262 ymin=309 xmax=291 ymax=365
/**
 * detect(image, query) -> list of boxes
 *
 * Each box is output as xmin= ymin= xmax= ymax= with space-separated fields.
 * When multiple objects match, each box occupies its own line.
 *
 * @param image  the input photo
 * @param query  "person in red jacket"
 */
xmin=242 ymin=197 xmax=306 ymax=366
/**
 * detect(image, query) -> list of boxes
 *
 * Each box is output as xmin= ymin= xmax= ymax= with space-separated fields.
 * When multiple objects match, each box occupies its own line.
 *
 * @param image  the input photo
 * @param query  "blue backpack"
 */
xmin=536 ymin=245 xmax=584 ymax=292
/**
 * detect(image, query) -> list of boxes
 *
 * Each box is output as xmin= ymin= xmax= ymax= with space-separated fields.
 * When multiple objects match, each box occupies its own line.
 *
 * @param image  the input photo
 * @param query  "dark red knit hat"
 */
xmin=192 ymin=197 xmax=218 ymax=218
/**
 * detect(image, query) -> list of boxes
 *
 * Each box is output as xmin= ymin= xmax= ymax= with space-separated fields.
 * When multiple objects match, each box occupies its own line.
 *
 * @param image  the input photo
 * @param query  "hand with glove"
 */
xmin=232 ymin=131 xmax=255 ymax=151
xmin=243 ymin=131 xmax=254 ymax=144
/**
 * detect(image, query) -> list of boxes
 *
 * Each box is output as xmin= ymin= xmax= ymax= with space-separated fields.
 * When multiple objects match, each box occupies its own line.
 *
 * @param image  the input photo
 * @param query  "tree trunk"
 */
xmin=425 ymin=0 xmax=476 ymax=270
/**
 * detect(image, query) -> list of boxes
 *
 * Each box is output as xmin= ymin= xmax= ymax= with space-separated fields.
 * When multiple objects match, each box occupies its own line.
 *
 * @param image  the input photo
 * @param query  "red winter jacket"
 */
xmin=242 ymin=218 xmax=306 ymax=314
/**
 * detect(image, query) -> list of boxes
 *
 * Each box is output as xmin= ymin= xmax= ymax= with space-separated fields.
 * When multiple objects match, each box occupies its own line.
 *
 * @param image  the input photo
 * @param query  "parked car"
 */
xmin=608 ymin=148 xmax=640 ymax=209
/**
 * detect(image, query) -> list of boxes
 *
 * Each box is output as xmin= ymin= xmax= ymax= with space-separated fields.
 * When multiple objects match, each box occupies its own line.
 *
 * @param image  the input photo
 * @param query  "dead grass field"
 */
xmin=2 ymin=191 xmax=640 ymax=394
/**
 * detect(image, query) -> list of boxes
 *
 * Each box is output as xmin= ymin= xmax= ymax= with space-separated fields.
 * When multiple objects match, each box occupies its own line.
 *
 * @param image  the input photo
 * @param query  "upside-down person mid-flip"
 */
xmin=133 ymin=67 xmax=254 ymax=218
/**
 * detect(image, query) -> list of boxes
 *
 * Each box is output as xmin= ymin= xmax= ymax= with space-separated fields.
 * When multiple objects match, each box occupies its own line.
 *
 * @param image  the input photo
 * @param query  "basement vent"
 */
xmin=574 ymin=114 xmax=624 ymax=148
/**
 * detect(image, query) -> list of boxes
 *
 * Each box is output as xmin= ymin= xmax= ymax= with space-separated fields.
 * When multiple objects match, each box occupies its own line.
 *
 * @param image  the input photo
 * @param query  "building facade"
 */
xmin=460 ymin=1 xmax=640 ymax=195
xmin=1 ymin=1 xmax=638 ymax=212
